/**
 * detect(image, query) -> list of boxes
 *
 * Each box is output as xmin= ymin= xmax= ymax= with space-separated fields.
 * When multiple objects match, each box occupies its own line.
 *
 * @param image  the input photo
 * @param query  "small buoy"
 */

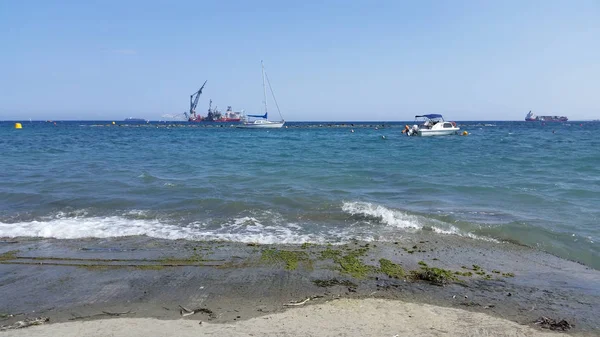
xmin=350 ymin=129 xmax=354 ymax=133
xmin=14 ymin=123 xmax=22 ymax=129
xmin=462 ymin=131 xmax=468 ymax=136
xmin=112 ymin=121 xmax=116 ymax=125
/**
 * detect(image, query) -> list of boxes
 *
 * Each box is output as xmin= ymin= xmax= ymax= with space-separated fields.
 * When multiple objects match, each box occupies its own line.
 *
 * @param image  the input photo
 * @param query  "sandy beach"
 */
xmin=1 ymin=298 xmax=573 ymax=337
xmin=1 ymin=234 xmax=598 ymax=336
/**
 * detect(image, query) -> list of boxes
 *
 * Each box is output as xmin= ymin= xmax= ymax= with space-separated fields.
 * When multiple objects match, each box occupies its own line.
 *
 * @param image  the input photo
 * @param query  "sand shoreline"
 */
xmin=1 ymin=234 xmax=599 ymax=334
xmin=0 ymin=298 xmax=583 ymax=337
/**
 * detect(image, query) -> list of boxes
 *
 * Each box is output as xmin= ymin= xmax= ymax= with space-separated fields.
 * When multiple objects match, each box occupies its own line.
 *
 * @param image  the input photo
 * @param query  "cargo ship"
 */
xmin=188 ymin=101 xmax=242 ymax=122
xmin=525 ymin=111 xmax=568 ymax=122
xmin=185 ymin=81 xmax=243 ymax=123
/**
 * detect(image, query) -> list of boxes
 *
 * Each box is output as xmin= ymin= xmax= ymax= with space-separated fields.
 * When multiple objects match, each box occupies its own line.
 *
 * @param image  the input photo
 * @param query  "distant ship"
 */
xmin=525 ymin=111 xmax=568 ymax=122
xmin=188 ymin=101 xmax=242 ymax=123
xmin=185 ymin=81 xmax=242 ymax=123
xmin=124 ymin=117 xmax=148 ymax=122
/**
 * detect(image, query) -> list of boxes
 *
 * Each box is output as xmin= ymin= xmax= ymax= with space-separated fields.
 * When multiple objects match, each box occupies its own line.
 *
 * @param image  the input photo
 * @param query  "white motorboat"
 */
xmin=238 ymin=61 xmax=285 ymax=129
xmin=404 ymin=114 xmax=460 ymax=136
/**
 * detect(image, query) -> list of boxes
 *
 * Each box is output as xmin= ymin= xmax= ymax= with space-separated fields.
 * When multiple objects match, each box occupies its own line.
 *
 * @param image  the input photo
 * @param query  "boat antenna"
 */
xmin=264 ymin=71 xmax=284 ymax=121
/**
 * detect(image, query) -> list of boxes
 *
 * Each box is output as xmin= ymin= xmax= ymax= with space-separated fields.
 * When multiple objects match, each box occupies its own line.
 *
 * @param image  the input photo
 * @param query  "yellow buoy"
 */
xmin=15 ymin=123 xmax=22 ymax=129
xmin=462 ymin=131 xmax=468 ymax=136
xmin=112 ymin=121 xmax=116 ymax=125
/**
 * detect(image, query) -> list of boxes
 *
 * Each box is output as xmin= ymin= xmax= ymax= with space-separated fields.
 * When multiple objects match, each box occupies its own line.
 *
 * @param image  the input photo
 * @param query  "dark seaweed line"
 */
xmin=0 ymin=261 xmax=224 ymax=268
xmin=11 ymin=255 xmax=224 ymax=263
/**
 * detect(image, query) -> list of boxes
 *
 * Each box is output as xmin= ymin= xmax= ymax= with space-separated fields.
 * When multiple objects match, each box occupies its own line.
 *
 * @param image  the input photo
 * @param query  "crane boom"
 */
xmin=189 ymin=80 xmax=207 ymax=117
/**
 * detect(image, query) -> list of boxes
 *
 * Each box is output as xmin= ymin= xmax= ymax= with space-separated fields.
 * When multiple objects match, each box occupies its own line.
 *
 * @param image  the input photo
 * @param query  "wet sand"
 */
xmin=1 ymin=232 xmax=599 ymax=335
xmin=1 ymin=298 xmax=570 ymax=337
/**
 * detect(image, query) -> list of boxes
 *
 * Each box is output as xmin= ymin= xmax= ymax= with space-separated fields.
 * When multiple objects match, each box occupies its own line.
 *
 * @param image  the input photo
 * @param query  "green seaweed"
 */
xmin=492 ymin=270 xmax=501 ymax=274
xmin=159 ymin=252 xmax=205 ymax=265
xmin=411 ymin=266 xmax=457 ymax=286
xmin=502 ymin=272 xmax=515 ymax=277
xmin=338 ymin=253 xmax=372 ymax=278
xmin=301 ymin=242 xmax=311 ymax=249
xmin=321 ymin=247 xmax=372 ymax=278
xmin=418 ymin=261 xmax=428 ymax=267
xmin=0 ymin=250 xmax=19 ymax=261
xmin=77 ymin=264 xmax=116 ymax=271
xmin=261 ymin=249 xmax=310 ymax=270
xmin=313 ymin=278 xmax=357 ymax=288
xmin=454 ymin=271 xmax=473 ymax=277
xmin=320 ymin=247 xmax=342 ymax=260
xmin=379 ymin=259 xmax=405 ymax=278
xmin=135 ymin=265 xmax=166 ymax=270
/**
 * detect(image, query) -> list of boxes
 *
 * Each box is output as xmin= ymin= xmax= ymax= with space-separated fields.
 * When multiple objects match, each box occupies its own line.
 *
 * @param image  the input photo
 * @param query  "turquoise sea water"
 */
xmin=1 ymin=120 xmax=599 ymax=269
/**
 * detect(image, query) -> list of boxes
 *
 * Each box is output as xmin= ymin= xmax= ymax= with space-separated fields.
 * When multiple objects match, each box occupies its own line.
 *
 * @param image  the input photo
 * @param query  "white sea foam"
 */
xmin=0 ymin=216 xmax=188 ymax=240
xmin=0 ymin=214 xmax=328 ymax=245
xmin=341 ymin=201 xmax=422 ymax=230
xmin=0 ymin=203 xmax=497 ymax=244
xmin=342 ymin=201 xmax=495 ymax=242
xmin=431 ymin=226 xmax=459 ymax=235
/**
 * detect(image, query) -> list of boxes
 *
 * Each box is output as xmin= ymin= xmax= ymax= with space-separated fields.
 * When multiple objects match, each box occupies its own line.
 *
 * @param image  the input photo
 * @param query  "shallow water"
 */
xmin=1 ymin=120 xmax=598 ymax=269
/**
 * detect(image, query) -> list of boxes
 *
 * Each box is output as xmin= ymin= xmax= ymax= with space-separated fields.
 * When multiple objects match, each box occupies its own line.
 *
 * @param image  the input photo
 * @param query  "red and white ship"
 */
xmin=185 ymin=81 xmax=242 ymax=123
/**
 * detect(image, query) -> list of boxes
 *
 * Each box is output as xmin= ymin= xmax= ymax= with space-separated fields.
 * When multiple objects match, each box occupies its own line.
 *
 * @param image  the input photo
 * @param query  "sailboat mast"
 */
xmin=262 ymin=60 xmax=268 ymax=115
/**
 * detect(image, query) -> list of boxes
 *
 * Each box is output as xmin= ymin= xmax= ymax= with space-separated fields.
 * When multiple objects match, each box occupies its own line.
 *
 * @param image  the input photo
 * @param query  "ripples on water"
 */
xmin=0 ymin=120 xmax=598 ymax=268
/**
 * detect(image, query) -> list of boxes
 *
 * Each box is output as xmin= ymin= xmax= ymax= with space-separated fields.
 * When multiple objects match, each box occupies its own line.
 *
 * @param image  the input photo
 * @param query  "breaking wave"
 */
xmin=341 ymin=201 xmax=494 ymax=241
xmin=342 ymin=201 xmax=422 ymax=229
xmin=0 ymin=211 xmax=327 ymax=244
xmin=0 ymin=203 xmax=495 ymax=244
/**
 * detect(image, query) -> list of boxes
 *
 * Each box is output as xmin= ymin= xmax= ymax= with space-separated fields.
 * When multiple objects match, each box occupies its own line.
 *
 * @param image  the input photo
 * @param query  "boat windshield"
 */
xmin=415 ymin=115 xmax=445 ymax=125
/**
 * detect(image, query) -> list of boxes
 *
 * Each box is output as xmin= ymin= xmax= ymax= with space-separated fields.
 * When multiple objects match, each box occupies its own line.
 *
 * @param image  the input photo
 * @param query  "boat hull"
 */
xmin=417 ymin=127 xmax=460 ymax=137
xmin=525 ymin=115 xmax=568 ymax=122
xmin=237 ymin=121 xmax=285 ymax=129
xmin=188 ymin=118 xmax=241 ymax=123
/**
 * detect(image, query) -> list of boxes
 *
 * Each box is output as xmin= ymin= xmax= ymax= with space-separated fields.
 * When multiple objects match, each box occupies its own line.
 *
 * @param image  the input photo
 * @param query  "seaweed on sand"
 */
xmin=0 ymin=250 xmax=19 ymax=261
xmin=312 ymin=279 xmax=357 ymax=288
xmin=261 ymin=249 xmax=311 ymax=271
xmin=378 ymin=259 xmax=405 ymax=279
xmin=319 ymin=246 xmax=373 ymax=278
xmin=411 ymin=266 xmax=457 ymax=286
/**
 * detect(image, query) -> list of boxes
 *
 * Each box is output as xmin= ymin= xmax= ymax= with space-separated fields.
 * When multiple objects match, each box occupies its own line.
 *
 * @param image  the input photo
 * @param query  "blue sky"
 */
xmin=1 ymin=0 xmax=598 ymax=121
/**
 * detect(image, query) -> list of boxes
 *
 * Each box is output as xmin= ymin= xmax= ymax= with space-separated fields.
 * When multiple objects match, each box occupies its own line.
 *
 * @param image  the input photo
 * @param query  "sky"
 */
xmin=0 ymin=0 xmax=598 ymax=121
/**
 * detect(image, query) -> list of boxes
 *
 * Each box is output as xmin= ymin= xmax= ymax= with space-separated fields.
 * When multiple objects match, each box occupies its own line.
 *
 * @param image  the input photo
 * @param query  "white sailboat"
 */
xmin=238 ymin=61 xmax=285 ymax=129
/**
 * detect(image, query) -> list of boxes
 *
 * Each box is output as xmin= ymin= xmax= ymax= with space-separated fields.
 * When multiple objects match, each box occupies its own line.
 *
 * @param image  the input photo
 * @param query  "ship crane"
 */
xmin=186 ymin=80 xmax=207 ymax=119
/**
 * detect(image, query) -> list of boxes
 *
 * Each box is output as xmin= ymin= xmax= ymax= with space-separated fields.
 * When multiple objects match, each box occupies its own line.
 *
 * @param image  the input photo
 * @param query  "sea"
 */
xmin=1 ymin=120 xmax=598 ymax=269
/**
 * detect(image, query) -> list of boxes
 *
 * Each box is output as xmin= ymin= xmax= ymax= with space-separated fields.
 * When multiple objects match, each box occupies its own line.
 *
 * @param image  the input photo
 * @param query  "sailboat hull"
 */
xmin=237 ymin=121 xmax=285 ymax=129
